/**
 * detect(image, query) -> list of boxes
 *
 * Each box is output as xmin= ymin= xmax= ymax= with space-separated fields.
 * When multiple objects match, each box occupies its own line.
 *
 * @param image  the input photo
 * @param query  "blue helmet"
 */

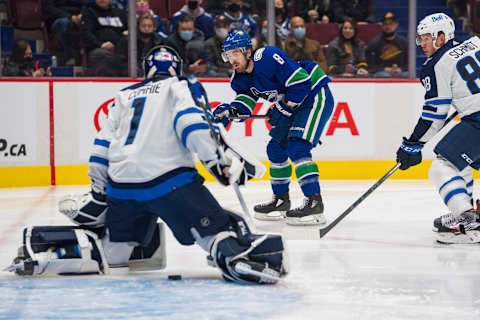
xmin=221 ymin=30 xmax=252 ymax=62
xmin=143 ymin=45 xmax=183 ymax=78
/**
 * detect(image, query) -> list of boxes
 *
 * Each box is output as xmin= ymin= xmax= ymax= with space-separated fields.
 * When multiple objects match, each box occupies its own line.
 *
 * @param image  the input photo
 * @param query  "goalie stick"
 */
xmin=319 ymin=111 xmax=459 ymax=238
xmin=187 ymin=76 xmax=254 ymax=226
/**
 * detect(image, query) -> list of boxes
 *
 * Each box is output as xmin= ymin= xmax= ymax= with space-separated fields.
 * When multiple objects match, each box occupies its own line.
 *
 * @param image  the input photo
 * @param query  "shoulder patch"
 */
xmin=254 ymin=48 xmax=265 ymax=61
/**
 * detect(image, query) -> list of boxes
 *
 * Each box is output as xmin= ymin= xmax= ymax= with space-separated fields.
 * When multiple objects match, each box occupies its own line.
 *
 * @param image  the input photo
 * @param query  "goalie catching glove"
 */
xmin=58 ymin=188 xmax=108 ymax=227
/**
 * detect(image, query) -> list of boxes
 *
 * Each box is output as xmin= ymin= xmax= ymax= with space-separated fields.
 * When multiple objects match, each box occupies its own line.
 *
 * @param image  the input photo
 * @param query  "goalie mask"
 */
xmin=144 ymin=45 xmax=183 ymax=78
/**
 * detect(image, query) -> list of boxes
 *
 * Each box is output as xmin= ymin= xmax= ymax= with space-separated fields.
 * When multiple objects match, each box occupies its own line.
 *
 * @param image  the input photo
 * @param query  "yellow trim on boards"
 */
xmin=1 ymin=161 xmax=479 ymax=188
xmin=0 ymin=166 xmax=51 ymax=188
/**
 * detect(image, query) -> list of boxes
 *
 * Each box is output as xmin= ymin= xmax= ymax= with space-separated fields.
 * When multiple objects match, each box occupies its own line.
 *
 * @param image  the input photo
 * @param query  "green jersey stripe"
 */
xmin=285 ymin=67 xmax=311 ymax=87
xmin=234 ymin=94 xmax=256 ymax=111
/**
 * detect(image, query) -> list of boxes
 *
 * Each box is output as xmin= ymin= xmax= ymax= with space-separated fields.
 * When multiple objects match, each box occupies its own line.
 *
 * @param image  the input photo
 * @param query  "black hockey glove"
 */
xmin=396 ymin=137 xmax=424 ymax=170
xmin=213 ymin=104 xmax=242 ymax=127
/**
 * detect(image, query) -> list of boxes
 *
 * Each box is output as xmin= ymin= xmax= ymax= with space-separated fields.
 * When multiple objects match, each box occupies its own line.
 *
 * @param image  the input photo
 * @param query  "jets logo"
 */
xmin=250 ymin=87 xmax=279 ymax=102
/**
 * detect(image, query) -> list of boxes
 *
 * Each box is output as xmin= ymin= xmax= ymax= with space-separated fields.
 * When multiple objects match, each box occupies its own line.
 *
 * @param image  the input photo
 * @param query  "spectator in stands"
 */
xmin=80 ymin=0 xmax=128 ymax=76
xmin=252 ymin=0 xmax=292 ymax=19
xmin=167 ymin=15 xmax=207 ymax=76
xmin=207 ymin=0 xmax=257 ymax=16
xmin=115 ymin=13 xmax=165 ymax=77
xmin=170 ymin=0 xmax=215 ymax=40
xmin=284 ymin=16 xmax=327 ymax=71
xmin=223 ymin=0 xmax=257 ymax=38
xmin=366 ymin=12 xmax=408 ymax=78
xmin=252 ymin=18 xmax=284 ymax=50
xmin=274 ymin=0 xmax=290 ymax=40
xmin=205 ymin=15 xmax=233 ymax=77
xmin=331 ymin=0 xmax=375 ymax=24
xmin=136 ymin=0 xmax=168 ymax=38
xmin=3 ymin=40 xmax=52 ymax=77
xmin=42 ymin=0 xmax=89 ymax=66
xmin=326 ymin=18 xmax=368 ymax=77
xmin=295 ymin=0 xmax=330 ymax=23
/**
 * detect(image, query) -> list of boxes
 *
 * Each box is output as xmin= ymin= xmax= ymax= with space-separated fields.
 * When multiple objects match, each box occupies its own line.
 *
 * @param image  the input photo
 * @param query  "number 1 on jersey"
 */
xmin=125 ymin=97 xmax=146 ymax=145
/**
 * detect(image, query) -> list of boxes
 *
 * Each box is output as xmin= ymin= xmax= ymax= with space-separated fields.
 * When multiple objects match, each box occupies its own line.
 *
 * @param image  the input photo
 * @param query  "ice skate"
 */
xmin=285 ymin=194 xmax=326 ymax=226
xmin=433 ymin=199 xmax=480 ymax=232
xmin=435 ymin=208 xmax=480 ymax=244
xmin=4 ymin=246 xmax=35 ymax=276
xmin=253 ymin=194 xmax=290 ymax=221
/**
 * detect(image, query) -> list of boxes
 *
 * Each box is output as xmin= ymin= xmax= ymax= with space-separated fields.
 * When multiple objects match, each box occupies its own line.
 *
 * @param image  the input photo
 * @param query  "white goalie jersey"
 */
xmin=88 ymin=76 xmax=218 ymax=187
xmin=413 ymin=35 xmax=480 ymax=141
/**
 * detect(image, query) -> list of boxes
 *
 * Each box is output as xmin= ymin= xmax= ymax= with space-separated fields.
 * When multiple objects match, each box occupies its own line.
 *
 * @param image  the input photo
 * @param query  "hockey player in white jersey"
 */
xmin=6 ymin=45 xmax=288 ymax=284
xmin=395 ymin=13 xmax=480 ymax=244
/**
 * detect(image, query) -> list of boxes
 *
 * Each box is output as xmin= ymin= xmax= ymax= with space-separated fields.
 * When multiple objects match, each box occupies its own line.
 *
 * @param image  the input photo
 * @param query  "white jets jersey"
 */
xmin=88 ymin=76 xmax=217 ymax=186
xmin=413 ymin=36 xmax=480 ymax=142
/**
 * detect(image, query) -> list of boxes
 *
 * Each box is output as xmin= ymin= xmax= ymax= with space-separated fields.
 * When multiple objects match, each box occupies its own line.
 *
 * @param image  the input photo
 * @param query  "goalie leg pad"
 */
xmin=213 ymin=233 xmax=289 ymax=284
xmin=6 ymin=226 xmax=108 ymax=276
xmin=192 ymin=211 xmax=289 ymax=284
xmin=128 ymin=222 xmax=167 ymax=271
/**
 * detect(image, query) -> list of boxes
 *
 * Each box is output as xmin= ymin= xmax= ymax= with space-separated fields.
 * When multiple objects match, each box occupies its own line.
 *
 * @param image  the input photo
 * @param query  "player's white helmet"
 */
xmin=416 ymin=13 xmax=455 ymax=48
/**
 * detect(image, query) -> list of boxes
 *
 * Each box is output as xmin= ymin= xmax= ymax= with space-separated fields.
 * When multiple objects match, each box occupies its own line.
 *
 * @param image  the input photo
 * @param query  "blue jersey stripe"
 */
xmin=181 ymin=123 xmax=210 ymax=147
xmin=106 ymin=171 xmax=198 ymax=201
xmin=426 ymin=98 xmax=452 ymax=105
xmin=89 ymin=156 xmax=109 ymax=166
xmin=466 ymin=180 xmax=474 ymax=187
xmin=173 ymin=107 xmax=204 ymax=131
xmin=421 ymin=112 xmax=448 ymax=120
xmin=94 ymin=139 xmax=110 ymax=148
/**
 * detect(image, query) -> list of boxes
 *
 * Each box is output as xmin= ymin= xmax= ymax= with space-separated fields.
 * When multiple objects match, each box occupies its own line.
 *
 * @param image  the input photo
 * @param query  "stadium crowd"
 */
xmin=0 ymin=0 xmax=468 ymax=78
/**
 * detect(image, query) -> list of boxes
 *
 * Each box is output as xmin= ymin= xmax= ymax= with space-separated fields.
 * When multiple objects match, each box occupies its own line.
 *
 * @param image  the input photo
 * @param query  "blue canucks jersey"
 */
xmin=229 ymin=46 xmax=331 ymax=115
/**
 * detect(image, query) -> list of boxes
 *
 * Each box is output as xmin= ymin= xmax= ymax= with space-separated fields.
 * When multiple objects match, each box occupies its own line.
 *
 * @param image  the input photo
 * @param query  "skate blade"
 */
xmin=436 ymin=230 xmax=480 ymax=244
xmin=285 ymin=214 xmax=326 ymax=226
xmin=234 ymin=262 xmax=280 ymax=284
xmin=254 ymin=211 xmax=285 ymax=221
xmin=3 ymin=262 xmax=24 ymax=273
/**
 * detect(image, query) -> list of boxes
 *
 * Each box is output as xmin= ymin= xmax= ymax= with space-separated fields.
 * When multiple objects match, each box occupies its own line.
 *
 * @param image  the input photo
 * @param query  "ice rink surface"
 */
xmin=0 ymin=180 xmax=479 ymax=320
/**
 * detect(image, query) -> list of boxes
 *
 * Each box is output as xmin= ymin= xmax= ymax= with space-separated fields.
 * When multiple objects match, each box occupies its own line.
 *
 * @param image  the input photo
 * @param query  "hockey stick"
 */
xmin=228 ymin=114 xmax=269 ymax=120
xmin=319 ymin=110 xmax=459 ymax=238
xmin=187 ymin=77 xmax=254 ymax=225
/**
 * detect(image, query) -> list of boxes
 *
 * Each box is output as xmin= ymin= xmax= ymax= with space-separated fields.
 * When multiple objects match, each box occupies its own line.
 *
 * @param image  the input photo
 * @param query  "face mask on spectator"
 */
xmin=293 ymin=27 xmax=305 ymax=39
xmin=262 ymin=28 xmax=267 ymax=38
xmin=188 ymin=1 xmax=198 ymax=10
xmin=216 ymin=28 xmax=229 ymax=40
xmin=180 ymin=30 xmax=194 ymax=41
xmin=136 ymin=6 xmax=149 ymax=15
xmin=227 ymin=3 xmax=240 ymax=13
xmin=383 ymin=31 xmax=395 ymax=38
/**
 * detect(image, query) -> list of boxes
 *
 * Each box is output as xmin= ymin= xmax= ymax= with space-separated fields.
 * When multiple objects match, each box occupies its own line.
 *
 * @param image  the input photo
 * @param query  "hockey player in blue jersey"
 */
xmin=213 ymin=30 xmax=334 ymax=226
xmin=6 ymin=45 xmax=288 ymax=284
xmin=395 ymin=13 xmax=480 ymax=244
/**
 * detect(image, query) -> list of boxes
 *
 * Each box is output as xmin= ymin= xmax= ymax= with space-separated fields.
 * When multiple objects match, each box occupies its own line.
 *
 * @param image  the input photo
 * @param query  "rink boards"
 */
xmin=0 ymin=78 xmax=476 ymax=187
